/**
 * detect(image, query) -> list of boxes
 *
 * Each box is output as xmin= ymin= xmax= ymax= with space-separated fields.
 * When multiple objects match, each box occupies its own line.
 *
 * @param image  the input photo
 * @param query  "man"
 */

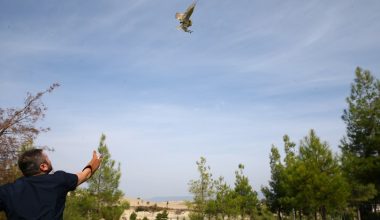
xmin=0 ymin=149 xmax=102 ymax=219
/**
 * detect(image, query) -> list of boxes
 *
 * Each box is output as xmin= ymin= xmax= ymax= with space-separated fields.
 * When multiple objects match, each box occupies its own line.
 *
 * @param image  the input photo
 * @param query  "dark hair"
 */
xmin=18 ymin=149 xmax=45 ymax=177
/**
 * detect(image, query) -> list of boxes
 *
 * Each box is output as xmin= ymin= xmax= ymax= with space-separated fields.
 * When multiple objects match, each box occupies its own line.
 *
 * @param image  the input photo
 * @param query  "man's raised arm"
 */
xmin=76 ymin=151 xmax=102 ymax=186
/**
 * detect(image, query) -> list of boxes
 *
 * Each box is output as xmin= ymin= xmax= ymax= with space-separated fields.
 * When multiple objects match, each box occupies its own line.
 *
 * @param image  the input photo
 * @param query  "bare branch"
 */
xmin=0 ymin=83 xmax=59 ymax=165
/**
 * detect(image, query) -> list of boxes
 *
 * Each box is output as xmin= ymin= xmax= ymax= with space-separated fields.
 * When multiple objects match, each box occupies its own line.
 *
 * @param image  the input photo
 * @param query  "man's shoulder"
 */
xmin=0 ymin=182 xmax=12 ymax=188
xmin=51 ymin=170 xmax=76 ymax=179
xmin=0 ymin=182 xmax=11 ymax=191
xmin=53 ymin=170 xmax=72 ymax=175
xmin=0 ymin=177 xmax=27 ymax=198
xmin=51 ymin=171 xmax=78 ymax=191
xmin=0 ymin=177 xmax=25 ymax=189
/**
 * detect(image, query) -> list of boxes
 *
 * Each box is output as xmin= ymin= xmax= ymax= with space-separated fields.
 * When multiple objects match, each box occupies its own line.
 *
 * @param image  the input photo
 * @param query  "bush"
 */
xmin=156 ymin=210 xmax=169 ymax=220
xmin=130 ymin=212 xmax=137 ymax=220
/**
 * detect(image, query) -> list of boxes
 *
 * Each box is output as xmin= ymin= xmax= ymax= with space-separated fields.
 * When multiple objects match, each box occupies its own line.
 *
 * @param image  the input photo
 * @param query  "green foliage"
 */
xmin=340 ymin=67 xmax=379 ymax=219
xmin=65 ymin=187 xmax=129 ymax=220
xmin=188 ymin=157 xmax=260 ymax=220
xmin=156 ymin=210 xmax=169 ymax=220
xmin=263 ymin=130 xmax=350 ymax=220
xmin=86 ymin=134 xmax=126 ymax=220
xmin=233 ymin=164 xmax=259 ymax=219
xmin=188 ymin=157 xmax=214 ymax=218
xmin=102 ymin=200 xmax=130 ymax=220
xmin=130 ymin=212 xmax=137 ymax=220
xmin=298 ymin=130 xmax=350 ymax=218
xmin=64 ymin=134 xmax=129 ymax=220
xmin=341 ymin=67 xmax=380 ymax=182
xmin=261 ymin=68 xmax=380 ymax=219
xmin=262 ymin=136 xmax=299 ymax=218
xmin=64 ymin=188 xmax=97 ymax=220
xmin=255 ymin=203 xmax=276 ymax=220
xmin=342 ymin=67 xmax=380 ymax=158
xmin=214 ymin=177 xmax=237 ymax=218
xmin=261 ymin=146 xmax=288 ymax=216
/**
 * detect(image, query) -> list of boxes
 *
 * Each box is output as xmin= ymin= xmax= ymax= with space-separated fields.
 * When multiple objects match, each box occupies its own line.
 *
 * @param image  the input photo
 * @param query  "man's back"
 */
xmin=0 ymin=171 xmax=77 ymax=220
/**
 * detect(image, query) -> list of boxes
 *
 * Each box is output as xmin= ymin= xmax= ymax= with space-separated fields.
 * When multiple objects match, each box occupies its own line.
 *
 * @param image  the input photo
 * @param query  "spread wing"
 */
xmin=184 ymin=3 xmax=196 ymax=20
xmin=175 ymin=3 xmax=196 ymax=21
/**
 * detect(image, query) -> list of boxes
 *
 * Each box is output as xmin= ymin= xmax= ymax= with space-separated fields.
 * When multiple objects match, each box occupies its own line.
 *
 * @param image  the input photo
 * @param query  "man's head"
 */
xmin=18 ymin=149 xmax=53 ymax=177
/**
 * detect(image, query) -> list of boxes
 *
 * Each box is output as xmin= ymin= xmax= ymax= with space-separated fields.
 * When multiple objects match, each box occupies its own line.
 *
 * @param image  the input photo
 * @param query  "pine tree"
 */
xmin=87 ymin=134 xmax=129 ymax=220
xmin=214 ymin=176 xmax=234 ymax=219
xmin=233 ymin=164 xmax=259 ymax=220
xmin=341 ymin=67 xmax=379 ymax=219
xmin=262 ymin=146 xmax=287 ymax=219
xmin=64 ymin=188 xmax=97 ymax=220
xmin=263 ymin=132 xmax=351 ymax=219
xmin=342 ymin=67 xmax=380 ymax=158
xmin=188 ymin=157 xmax=215 ymax=220
xmin=298 ymin=130 xmax=350 ymax=220
xmin=280 ymin=135 xmax=300 ymax=217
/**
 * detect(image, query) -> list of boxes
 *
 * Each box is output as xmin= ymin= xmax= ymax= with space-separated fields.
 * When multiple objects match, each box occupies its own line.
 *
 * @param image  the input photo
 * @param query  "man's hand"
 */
xmin=76 ymin=150 xmax=102 ymax=186
xmin=87 ymin=150 xmax=102 ymax=174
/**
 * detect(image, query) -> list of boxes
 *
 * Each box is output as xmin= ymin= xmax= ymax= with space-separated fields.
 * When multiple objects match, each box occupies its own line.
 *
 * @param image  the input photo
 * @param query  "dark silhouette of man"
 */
xmin=0 ymin=149 xmax=102 ymax=219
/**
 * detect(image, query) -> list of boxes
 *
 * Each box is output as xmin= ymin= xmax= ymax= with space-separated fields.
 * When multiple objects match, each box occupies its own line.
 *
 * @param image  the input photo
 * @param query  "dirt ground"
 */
xmin=120 ymin=198 xmax=190 ymax=220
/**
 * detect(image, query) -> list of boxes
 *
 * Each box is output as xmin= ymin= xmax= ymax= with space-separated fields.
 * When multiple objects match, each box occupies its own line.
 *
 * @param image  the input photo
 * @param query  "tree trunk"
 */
xmin=298 ymin=210 xmax=302 ymax=220
xmin=357 ymin=207 xmax=361 ymax=220
xmin=321 ymin=206 xmax=327 ymax=220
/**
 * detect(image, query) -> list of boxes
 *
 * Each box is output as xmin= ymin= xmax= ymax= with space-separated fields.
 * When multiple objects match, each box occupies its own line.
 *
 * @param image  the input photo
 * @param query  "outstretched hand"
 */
xmin=88 ymin=150 xmax=102 ymax=174
xmin=77 ymin=150 xmax=103 ymax=186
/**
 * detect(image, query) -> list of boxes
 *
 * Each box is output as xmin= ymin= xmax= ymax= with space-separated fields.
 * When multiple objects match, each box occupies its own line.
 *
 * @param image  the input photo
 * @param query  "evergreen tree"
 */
xmin=279 ymin=135 xmax=300 ymax=216
xmin=262 ymin=146 xmax=287 ymax=219
xmin=233 ymin=164 xmax=259 ymax=220
xmin=63 ymin=189 xmax=97 ymax=220
xmin=341 ymin=67 xmax=379 ymax=219
xmin=87 ymin=134 xmax=129 ymax=220
xmin=342 ymin=67 xmax=380 ymax=158
xmin=298 ymin=130 xmax=350 ymax=220
xmin=214 ymin=176 xmax=235 ymax=219
xmin=188 ymin=157 xmax=215 ymax=220
xmin=264 ymin=132 xmax=351 ymax=220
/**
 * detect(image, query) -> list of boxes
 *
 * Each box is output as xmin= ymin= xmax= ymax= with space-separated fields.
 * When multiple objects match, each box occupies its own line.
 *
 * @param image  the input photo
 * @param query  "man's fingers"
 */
xmin=93 ymin=150 xmax=102 ymax=159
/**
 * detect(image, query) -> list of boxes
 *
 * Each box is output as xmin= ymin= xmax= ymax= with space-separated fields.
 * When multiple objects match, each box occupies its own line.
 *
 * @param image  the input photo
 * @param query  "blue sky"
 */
xmin=1 ymin=0 xmax=380 ymax=199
